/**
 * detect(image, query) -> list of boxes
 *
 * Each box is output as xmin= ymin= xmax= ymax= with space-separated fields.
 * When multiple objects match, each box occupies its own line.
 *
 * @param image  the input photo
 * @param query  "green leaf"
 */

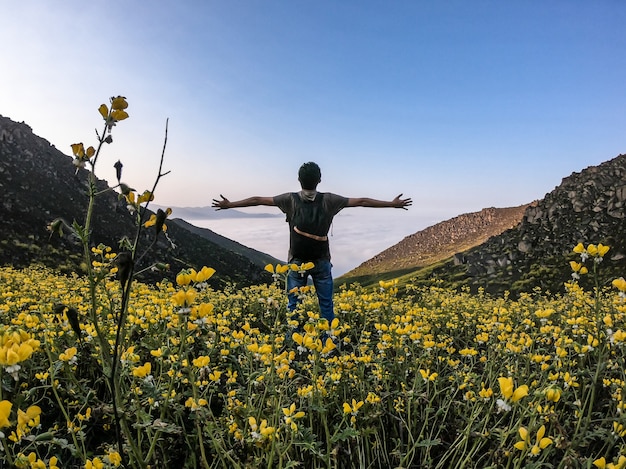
xmin=330 ymin=426 xmax=360 ymax=444
xmin=415 ymin=438 xmax=442 ymax=448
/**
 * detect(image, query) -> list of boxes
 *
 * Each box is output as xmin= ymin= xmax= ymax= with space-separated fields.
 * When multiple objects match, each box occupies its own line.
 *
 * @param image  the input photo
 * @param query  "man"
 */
xmin=212 ymin=162 xmax=412 ymax=326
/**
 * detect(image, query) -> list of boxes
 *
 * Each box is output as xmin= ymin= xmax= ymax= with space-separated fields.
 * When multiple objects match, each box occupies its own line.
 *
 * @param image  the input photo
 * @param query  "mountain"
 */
xmin=341 ymin=154 xmax=626 ymax=296
xmin=169 ymin=218 xmax=282 ymax=267
xmin=3 ymin=113 xmax=625 ymax=297
xmin=343 ymin=204 xmax=531 ymax=278
xmin=151 ymin=205 xmax=281 ymax=220
xmin=0 ymin=114 xmax=278 ymax=287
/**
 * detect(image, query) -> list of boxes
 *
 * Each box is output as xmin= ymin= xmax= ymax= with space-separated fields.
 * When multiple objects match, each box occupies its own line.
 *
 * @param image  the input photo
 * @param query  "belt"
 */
xmin=294 ymin=226 xmax=328 ymax=242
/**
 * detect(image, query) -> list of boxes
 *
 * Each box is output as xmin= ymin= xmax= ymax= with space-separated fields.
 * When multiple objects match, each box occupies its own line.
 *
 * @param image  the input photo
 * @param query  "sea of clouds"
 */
xmin=189 ymin=209 xmax=443 ymax=277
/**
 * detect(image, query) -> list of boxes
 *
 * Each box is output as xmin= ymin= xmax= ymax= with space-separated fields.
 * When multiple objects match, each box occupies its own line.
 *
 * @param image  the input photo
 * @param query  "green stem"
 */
xmin=42 ymin=342 xmax=85 ymax=462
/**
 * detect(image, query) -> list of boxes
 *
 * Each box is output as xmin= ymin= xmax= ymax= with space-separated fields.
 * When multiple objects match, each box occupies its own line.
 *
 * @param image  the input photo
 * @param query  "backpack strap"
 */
xmin=293 ymin=226 xmax=328 ymax=241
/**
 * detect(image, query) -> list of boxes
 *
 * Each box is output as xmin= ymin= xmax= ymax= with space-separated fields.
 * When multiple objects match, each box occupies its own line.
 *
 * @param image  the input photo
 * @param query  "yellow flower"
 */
xmin=111 ymin=96 xmax=128 ymax=110
xmin=24 ymin=452 xmax=46 ymax=469
xmin=0 ymin=400 xmax=12 ymax=428
xmin=478 ymin=385 xmax=493 ymax=400
xmin=259 ymin=419 xmax=275 ymax=438
xmin=282 ymin=403 xmax=306 ymax=431
xmin=98 ymin=104 xmax=109 ymax=120
xmin=143 ymin=208 xmax=171 ymax=232
xmin=192 ymin=356 xmax=210 ymax=368
xmin=321 ymin=337 xmax=337 ymax=355
xmin=291 ymin=262 xmax=315 ymax=274
xmin=514 ymin=425 xmax=552 ymax=455
xmin=71 ymin=143 xmax=85 ymax=158
xmin=106 ymin=450 xmax=122 ymax=467
xmin=292 ymin=332 xmax=318 ymax=351
xmin=569 ymin=261 xmax=588 ymax=275
xmin=85 ymin=457 xmax=104 ymax=469
xmin=282 ymin=403 xmax=301 ymax=418
xmin=132 ymin=362 xmax=152 ymax=378
xmin=594 ymin=456 xmax=626 ymax=469
xmin=0 ymin=342 xmax=34 ymax=365
xmin=265 ymin=263 xmax=290 ymax=274
xmin=111 ymin=109 xmax=129 ymax=121
xmin=197 ymin=302 xmax=214 ymax=318
xmin=379 ymin=279 xmax=399 ymax=289
xmin=498 ymin=377 xmax=528 ymax=402
xmin=343 ymin=399 xmax=364 ymax=416
xmin=59 ymin=347 xmax=78 ymax=363
xmin=593 ymin=458 xmax=607 ymax=469
xmin=577 ymin=243 xmax=610 ymax=258
xmin=137 ymin=190 xmax=154 ymax=204
xmin=419 ymin=369 xmax=438 ymax=381
xmin=570 ymin=261 xmax=582 ymax=272
xmin=545 ymin=387 xmax=561 ymax=403
xmin=176 ymin=271 xmax=193 ymax=286
xmin=248 ymin=416 xmax=257 ymax=430
xmin=535 ymin=308 xmax=555 ymax=319
xmin=17 ymin=405 xmax=41 ymax=428
xmin=612 ymin=277 xmax=626 ymax=292
xmin=195 ymin=266 xmax=216 ymax=282
xmin=185 ymin=397 xmax=207 ymax=410
xmin=172 ymin=288 xmax=197 ymax=307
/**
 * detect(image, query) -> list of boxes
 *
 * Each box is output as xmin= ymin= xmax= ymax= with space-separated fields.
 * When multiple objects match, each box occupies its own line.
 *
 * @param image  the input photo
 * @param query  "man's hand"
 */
xmin=393 ymin=194 xmax=412 ymax=210
xmin=212 ymin=195 xmax=231 ymax=210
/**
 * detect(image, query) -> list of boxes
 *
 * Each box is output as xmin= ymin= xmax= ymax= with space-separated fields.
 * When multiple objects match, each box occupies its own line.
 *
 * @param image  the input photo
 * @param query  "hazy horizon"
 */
xmin=186 ymin=206 xmax=472 ymax=277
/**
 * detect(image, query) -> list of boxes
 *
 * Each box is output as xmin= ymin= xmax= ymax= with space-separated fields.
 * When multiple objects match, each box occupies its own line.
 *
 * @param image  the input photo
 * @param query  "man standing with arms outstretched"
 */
xmin=212 ymin=162 xmax=412 ymax=329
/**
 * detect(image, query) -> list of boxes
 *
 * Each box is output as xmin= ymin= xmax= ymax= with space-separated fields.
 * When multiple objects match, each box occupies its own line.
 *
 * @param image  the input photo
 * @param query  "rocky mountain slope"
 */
xmin=344 ymin=204 xmax=531 ymax=278
xmin=343 ymin=154 xmax=626 ymax=296
xmin=447 ymin=153 xmax=626 ymax=294
xmin=0 ymin=114 xmax=277 ymax=287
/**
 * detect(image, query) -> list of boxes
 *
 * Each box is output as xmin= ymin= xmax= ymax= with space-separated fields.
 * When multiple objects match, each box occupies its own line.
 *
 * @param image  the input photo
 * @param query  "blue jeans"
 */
xmin=287 ymin=259 xmax=334 ymax=323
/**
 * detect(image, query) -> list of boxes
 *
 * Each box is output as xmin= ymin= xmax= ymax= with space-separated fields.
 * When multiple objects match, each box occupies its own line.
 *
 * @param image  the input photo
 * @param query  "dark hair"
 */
xmin=298 ymin=162 xmax=321 ymax=190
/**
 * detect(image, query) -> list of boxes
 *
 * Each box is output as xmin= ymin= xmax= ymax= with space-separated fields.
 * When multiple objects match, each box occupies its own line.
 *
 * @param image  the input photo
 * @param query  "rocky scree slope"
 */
xmin=429 ymin=154 xmax=626 ymax=295
xmin=0 ymin=115 xmax=274 ymax=287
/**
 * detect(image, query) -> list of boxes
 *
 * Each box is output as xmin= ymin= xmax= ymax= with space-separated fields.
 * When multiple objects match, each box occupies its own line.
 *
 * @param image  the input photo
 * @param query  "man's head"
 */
xmin=298 ymin=162 xmax=321 ymax=190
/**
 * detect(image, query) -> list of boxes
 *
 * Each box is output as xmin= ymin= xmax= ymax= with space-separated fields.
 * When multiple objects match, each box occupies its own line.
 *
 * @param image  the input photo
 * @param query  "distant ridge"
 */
xmin=343 ymin=204 xmax=531 ymax=278
xmin=170 ymin=218 xmax=283 ymax=266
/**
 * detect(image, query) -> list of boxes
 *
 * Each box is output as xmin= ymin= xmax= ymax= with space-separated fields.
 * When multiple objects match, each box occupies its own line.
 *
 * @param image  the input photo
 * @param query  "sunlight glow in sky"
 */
xmin=2 ymin=1 xmax=625 ymax=274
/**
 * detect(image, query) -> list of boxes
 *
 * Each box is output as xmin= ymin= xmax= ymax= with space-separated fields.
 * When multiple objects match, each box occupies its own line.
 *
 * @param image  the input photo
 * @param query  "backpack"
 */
xmin=289 ymin=192 xmax=332 ymax=260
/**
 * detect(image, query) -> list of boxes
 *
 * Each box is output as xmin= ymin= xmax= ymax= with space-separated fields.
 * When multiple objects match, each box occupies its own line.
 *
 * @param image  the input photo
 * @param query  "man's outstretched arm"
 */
xmin=212 ymin=195 xmax=276 ymax=210
xmin=347 ymin=194 xmax=412 ymax=210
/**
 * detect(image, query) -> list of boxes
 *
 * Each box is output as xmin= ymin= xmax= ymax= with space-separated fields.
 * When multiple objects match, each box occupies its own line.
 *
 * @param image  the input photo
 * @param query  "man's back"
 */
xmin=274 ymin=191 xmax=348 ymax=262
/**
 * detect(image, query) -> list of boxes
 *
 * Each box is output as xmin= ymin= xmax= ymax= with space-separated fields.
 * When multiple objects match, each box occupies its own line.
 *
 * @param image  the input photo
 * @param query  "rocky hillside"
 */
xmin=343 ymin=154 xmax=626 ymax=296
xmin=344 ymin=204 xmax=531 ymax=278
xmin=445 ymin=153 xmax=626 ymax=295
xmin=0 ymin=115 xmax=277 ymax=287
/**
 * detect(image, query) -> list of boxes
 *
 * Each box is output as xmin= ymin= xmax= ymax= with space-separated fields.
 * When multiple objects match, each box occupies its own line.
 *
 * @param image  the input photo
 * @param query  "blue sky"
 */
xmin=2 ymin=2 xmax=626 ymax=272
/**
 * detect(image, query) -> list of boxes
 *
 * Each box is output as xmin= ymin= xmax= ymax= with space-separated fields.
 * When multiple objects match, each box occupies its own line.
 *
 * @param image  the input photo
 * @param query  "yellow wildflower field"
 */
xmin=1 ymin=247 xmax=626 ymax=468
